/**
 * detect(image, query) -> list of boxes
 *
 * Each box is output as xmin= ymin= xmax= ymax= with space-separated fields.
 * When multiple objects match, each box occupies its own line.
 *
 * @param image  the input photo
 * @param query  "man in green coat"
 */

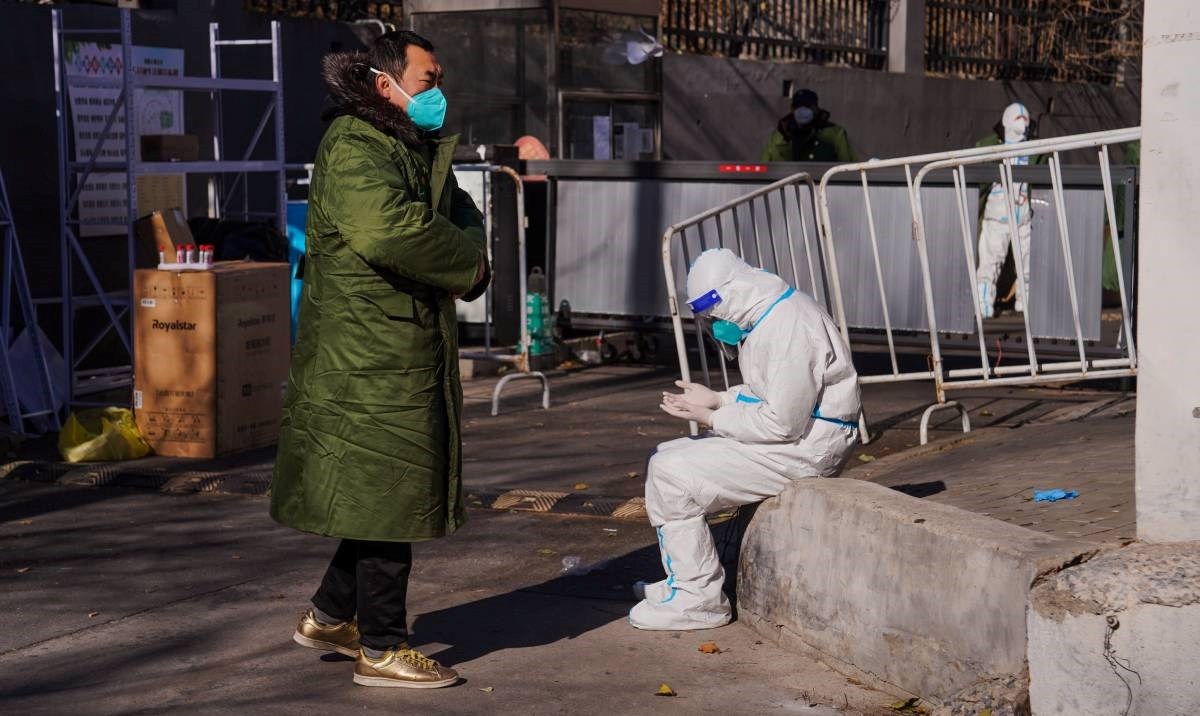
xmin=761 ymin=89 xmax=856 ymax=163
xmin=270 ymin=31 xmax=489 ymax=689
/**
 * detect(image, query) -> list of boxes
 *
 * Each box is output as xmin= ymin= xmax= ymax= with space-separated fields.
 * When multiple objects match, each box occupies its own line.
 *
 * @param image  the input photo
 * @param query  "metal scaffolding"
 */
xmin=0 ymin=169 xmax=61 ymax=436
xmin=49 ymin=7 xmax=285 ymax=411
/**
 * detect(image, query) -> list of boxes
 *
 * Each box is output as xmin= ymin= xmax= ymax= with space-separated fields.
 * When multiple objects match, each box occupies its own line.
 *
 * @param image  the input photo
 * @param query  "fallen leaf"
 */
xmin=479 ymin=686 xmax=495 ymax=693
xmin=17 ymin=519 xmax=32 ymax=525
xmin=656 ymin=683 xmax=677 ymax=697
xmin=537 ymin=548 xmax=557 ymax=556
xmin=636 ymin=429 xmax=648 ymax=436
xmin=626 ymin=471 xmax=640 ymax=479
xmin=88 ymin=611 xmax=99 ymax=618
xmin=857 ymin=453 xmax=877 ymax=463
xmin=889 ymin=697 xmax=922 ymax=713
xmin=574 ymin=482 xmax=589 ymax=491
xmin=698 ymin=642 xmax=721 ymax=654
xmin=231 ymin=555 xmax=242 ymax=560
xmin=980 ymin=409 xmax=994 ymax=417
xmin=16 ymin=567 xmax=31 ymax=574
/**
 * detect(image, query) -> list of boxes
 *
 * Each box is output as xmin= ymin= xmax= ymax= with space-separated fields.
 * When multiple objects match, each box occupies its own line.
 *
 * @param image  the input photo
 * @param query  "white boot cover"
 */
xmin=629 ymin=516 xmax=732 ymax=631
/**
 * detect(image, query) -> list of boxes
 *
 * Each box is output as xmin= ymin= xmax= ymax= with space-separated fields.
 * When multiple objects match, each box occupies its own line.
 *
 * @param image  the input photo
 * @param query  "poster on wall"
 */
xmin=64 ymin=42 xmax=184 ymax=237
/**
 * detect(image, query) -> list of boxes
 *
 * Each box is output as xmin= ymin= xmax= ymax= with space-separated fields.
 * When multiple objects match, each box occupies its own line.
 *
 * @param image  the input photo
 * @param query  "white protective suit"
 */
xmin=977 ymin=102 xmax=1033 ymax=317
xmin=629 ymin=249 xmax=861 ymax=631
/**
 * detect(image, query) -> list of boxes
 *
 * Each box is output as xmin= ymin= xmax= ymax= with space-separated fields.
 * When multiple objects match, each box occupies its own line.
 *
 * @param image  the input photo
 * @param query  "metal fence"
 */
xmin=662 ymin=0 xmax=889 ymax=68
xmin=819 ymin=127 xmax=1138 ymax=441
xmin=660 ymin=172 xmax=827 ymax=434
xmin=909 ymin=129 xmax=1139 ymax=401
xmin=663 ymin=127 xmax=1139 ymax=445
xmin=925 ymin=0 xmax=1142 ymax=84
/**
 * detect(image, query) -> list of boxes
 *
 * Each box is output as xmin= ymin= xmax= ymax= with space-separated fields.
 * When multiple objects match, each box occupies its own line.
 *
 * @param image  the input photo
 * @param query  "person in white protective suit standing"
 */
xmin=628 ymin=249 xmax=861 ymax=631
xmin=976 ymin=102 xmax=1036 ymax=318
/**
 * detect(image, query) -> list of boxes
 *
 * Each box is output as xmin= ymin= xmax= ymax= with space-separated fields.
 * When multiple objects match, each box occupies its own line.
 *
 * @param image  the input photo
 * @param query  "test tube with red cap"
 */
xmin=175 ymin=245 xmax=184 ymax=264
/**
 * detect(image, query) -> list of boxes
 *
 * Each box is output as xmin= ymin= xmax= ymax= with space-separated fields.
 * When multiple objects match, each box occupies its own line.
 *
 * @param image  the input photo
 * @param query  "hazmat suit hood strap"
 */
xmin=320 ymin=51 xmax=426 ymax=148
xmin=686 ymin=249 xmax=792 ymax=328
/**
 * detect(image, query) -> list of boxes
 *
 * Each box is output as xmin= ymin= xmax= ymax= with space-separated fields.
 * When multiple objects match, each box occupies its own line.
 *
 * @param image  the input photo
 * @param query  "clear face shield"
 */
xmin=687 ymin=289 xmax=739 ymax=363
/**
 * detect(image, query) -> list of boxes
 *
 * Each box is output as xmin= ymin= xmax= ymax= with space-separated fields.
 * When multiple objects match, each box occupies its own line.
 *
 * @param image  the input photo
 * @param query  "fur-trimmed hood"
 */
xmin=320 ymin=51 xmax=426 ymax=147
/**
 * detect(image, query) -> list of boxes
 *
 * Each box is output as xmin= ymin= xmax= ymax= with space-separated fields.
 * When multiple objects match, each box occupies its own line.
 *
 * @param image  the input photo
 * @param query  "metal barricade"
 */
xmin=660 ymin=172 xmax=826 ymax=436
xmin=815 ymin=127 xmax=1139 ymax=443
xmin=661 ymin=128 xmax=1140 ymax=446
xmin=452 ymin=164 xmax=550 ymax=417
xmin=909 ymin=128 xmax=1139 ymax=438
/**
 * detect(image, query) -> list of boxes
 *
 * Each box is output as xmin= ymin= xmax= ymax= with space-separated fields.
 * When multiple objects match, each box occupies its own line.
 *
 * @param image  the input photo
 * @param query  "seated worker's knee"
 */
xmin=645 ymin=449 xmax=704 ymax=525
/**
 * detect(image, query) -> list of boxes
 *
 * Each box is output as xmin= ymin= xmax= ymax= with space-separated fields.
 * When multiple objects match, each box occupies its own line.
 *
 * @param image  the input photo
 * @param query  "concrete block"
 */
xmin=1029 ymin=542 xmax=1200 ymax=714
xmin=458 ymin=357 xmax=501 ymax=380
xmin=736 ymin=478 xmax=1095 ymax=703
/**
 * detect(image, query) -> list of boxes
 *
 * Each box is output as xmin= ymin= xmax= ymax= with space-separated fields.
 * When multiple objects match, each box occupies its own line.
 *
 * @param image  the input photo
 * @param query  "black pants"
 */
xmin=310 ymin=539 xmax=412 ymax=651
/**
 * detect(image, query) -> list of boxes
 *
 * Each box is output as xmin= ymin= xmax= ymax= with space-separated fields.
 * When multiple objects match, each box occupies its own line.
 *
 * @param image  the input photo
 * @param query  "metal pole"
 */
xmin=997 ymin=160 xmax=1039 ymax=375
xmin=951 ymin=166 xmax=991 ymax=379
xmin=1099 ymin=146 xmax=1137 ymax=366
xmin=209 ymin=22 xmax=224 ymax=219
xmin=52 ymin=8 xmax=74 ymax=413
xmin=121 ymin=9 xmax=136 ymax=385
xmin=859 ymin=169 xmax=899 ymax=375
xmin=1046 ymin=152 xmax=1088 ymax=370
xmin=272 ymin=20 xmax=286 ymax=234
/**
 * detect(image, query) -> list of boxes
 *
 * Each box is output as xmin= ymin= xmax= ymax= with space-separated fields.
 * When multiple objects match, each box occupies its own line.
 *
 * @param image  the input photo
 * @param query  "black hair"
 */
xmin=368 ymin=30 xmax=435 ymax=79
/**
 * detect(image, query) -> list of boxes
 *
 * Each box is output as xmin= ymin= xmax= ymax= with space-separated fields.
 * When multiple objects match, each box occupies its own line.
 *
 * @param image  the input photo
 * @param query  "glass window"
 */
xmin=412 ymin=10 xmax=549 ymax=146
xmin=558 ymin=9 xmax=658 ymax=93
xmin=563 ymin=99 xmax=657 ymax=160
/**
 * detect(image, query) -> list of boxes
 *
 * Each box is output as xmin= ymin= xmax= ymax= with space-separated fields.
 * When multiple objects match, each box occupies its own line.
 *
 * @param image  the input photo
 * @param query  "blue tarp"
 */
xmin=285 ymin=201 xmax=308 ymax=343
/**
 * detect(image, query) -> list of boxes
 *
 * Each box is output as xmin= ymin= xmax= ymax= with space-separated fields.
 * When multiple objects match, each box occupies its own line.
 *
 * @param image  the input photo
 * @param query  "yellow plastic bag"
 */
xmin=58 ymin=408 xmax=152 ymax=463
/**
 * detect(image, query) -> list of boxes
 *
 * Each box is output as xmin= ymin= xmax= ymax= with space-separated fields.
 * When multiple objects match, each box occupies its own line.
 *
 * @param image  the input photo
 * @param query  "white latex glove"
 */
xmin=660 ymin=391 xmax=714 ymax=424
xmin=669 ymin=380 xmax=722 ymax=410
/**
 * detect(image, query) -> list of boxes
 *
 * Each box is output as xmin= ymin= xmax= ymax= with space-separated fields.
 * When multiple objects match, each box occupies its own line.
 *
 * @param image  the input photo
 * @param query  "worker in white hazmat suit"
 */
xmin=976 ymin=102 xmax=1034 ymax=318
xmin=628 ymin=249 xmax=861 ymax=631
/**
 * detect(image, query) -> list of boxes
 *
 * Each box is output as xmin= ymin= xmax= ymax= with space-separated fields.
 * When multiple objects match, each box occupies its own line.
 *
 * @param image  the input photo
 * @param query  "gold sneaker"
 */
xmin=292 ymin=609 xmax=360 ymax=658
xmin=353 ymin=646 xmax=459 ymax=689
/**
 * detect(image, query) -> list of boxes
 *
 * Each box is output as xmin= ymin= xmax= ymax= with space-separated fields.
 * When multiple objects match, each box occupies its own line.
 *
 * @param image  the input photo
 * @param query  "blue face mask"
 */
xmin=707 ymin=287 xmax=797 ymax=346
xmin=371 ymin=67 xmax=447 ymax=131
xmin=793 ymin=107 xmax=815 ymax=125
xmin=711 ymin=319 xmax=747 ymax=345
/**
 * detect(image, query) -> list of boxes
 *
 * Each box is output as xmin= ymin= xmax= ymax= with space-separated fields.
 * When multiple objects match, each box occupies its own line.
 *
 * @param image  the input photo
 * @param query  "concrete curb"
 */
xmin=736 ymin=477 xmax=1099 ymax=705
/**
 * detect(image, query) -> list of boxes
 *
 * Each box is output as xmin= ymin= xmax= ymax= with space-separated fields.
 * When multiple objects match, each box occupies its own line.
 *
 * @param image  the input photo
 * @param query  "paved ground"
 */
xmin=855 ymin=411 xmax=1136 ymax=545
xmin=0 ymin=480 xmax=892 ymax=715
xmin=6 ymin=365 xmax=1136 ymax=529
xmin=0 ymin=363 xmax=1139 ymax=713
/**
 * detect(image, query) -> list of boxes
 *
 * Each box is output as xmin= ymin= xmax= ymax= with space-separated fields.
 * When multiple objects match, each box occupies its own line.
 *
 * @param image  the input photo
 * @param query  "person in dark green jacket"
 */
xmin=270 ymin=31 xmax=488 ymax=689
xmin=761 ymin=89 xmax=856 ymax=163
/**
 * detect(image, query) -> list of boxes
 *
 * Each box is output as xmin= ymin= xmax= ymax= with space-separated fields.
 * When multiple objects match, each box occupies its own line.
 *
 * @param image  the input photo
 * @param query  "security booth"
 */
xmin=405 ymin=0 xmax=662 ymax=160
xmin=405 ymin=0 xmax=661 ymax=349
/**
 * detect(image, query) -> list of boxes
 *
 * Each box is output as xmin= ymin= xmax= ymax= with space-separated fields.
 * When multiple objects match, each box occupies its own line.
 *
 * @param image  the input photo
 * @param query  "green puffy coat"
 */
xmin=761 ymin=110 xmax=856 ymax=163
xmin=270 ymin=53 xmax=489 ymax=542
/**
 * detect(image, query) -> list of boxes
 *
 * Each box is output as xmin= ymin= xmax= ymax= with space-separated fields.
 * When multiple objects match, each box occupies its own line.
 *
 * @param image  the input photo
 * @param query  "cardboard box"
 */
xmin=141 ymin=134 xmax=200 ymax=162
xmin=134 ymin=208 xmax=193 ymax=268
xmin=135 ymin=173 xmax=186 ymax=217
xmin=133 ymin=262 xmax=290 ymax=458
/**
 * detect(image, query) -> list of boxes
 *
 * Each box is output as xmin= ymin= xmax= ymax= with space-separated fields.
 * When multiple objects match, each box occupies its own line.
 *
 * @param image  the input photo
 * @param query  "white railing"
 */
xmin=909 ymin=128 xmax=1139 ymax=404
xmin=662 ymin=127 xmax=1140 ymax=445
xmin=660 ymin=172 xmax=826 ymax=436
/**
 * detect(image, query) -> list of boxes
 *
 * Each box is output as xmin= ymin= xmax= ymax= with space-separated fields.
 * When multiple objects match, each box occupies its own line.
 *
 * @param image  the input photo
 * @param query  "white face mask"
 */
xmin=1002 ymin=103 xmax=1030 ymax=143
